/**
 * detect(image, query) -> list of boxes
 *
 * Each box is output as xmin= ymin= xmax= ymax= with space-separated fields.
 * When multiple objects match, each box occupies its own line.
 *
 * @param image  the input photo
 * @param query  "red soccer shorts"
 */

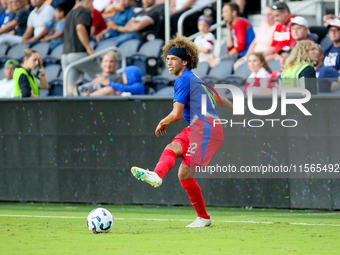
xmin=172 ymin=116 xmax=224 ymax=170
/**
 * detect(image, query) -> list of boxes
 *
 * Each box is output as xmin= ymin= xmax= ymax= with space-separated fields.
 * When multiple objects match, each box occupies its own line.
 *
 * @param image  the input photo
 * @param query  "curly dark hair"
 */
xmin=161 ymin=34 xmax=199 ymax=70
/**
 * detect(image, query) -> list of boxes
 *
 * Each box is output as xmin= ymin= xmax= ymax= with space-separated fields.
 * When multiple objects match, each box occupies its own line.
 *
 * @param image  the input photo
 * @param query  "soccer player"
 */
xmin=131 ymin=34 xmax=233 ymax=228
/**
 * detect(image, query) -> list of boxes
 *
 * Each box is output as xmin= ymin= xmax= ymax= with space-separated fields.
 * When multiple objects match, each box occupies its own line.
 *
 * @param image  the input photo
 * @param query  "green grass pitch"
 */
xmin=0 ymin=202 xmax=339 ymax=254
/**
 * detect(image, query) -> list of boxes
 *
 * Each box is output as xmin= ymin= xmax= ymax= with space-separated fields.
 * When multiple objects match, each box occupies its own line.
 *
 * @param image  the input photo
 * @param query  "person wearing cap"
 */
xmin=13 ymin=48 xmax=48 ymax=97
xmin=314 ymin=44 xmax=340 ymax=93
xmin=289 ymin=16 xmax=316 ymax=49
xmin=266 ymin=1 xmax=295 ymax=62
xmin=0 ymin=59 xmax=18 ymax=98
xmin=130 ymin=34 xmax=233 ymax=228
xmin=280 ymin=40 xmax=318 ymax=95
xmin=323 ymin=19 xmax=340 ymax=71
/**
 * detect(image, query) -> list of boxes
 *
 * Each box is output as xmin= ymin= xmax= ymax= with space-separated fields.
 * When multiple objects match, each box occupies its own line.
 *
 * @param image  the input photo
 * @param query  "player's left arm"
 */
xmin=214 ymin=93 xmax=233 ymax=112
xmin=155 ymin=102 xmax=185 ymax=137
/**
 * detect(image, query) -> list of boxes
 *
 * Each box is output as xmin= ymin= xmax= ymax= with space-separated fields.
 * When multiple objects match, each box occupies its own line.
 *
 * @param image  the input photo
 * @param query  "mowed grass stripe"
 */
xmin=1 ymin=214 xmax=340 ymax=227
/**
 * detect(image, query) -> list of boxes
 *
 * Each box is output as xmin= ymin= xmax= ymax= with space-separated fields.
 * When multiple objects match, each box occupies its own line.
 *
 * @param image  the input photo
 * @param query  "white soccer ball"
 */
xmin=86 ymin=208 xmax=114 ymax=234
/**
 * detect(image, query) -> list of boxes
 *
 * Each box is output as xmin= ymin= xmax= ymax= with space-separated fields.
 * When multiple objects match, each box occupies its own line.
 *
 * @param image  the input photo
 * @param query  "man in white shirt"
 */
xmin=0 ymin=0 xmax=55 ymax=46
xmin=0 ymin=59 xmax=19 ymax=98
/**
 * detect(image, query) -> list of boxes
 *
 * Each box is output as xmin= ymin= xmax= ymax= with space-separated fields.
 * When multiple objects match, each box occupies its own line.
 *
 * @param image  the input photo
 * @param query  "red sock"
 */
xmin=180 ymin=178 xmax=209 ymax=219
xmin=153 ymin=149 xmax=177 ymax=179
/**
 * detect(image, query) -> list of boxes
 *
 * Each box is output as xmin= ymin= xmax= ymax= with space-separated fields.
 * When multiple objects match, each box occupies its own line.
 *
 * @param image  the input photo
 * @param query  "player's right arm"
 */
xmin=155 ymin=102 xmax=185 ymax=137
xmin=214 ymin=93 xmax=233 ymax=112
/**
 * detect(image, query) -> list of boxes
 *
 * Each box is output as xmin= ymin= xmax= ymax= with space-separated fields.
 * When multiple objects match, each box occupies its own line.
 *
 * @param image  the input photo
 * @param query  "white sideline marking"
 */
xmin=0 ymin=214 xmax=340 ymax=227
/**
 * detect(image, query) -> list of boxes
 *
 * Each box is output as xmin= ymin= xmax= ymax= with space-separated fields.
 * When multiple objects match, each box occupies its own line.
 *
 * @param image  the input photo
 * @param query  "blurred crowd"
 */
xmin=0 ymin=0 xmax=339 ymax=98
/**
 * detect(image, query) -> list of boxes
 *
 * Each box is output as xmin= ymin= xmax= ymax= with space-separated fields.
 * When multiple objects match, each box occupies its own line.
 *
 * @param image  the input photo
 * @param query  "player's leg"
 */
xmin=131 ymin=141 xmax=182 ymax=187
xmin=178 ymin=163 xmax=211 ymax=228
xmin=153 ymin=141 xmax=182 ymax=178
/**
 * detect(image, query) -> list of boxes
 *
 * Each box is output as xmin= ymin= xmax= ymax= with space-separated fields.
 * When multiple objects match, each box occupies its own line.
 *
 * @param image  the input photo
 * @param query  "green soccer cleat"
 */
xmin=131 ymin=166 xmax=162 ymax=188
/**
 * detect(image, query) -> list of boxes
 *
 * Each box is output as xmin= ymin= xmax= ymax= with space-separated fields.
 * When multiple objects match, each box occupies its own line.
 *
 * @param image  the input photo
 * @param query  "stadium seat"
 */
xmin=152 ymin=76 xmax=171 ymax=92
xmin=320 ymin=35 xmax=332 ymax=50
xmin=233 ymin=61 xmax=250 ymax=78
xmin=224 ymin=61 xmax=250 ymax=87
xmin=32 ymin=42 xmax=51 ymax=59
xmin=194 ymin=61 xmax=210 ymax=77
xmin=201 ymin=61 xmax=234 ymax=87
xmin=154 ymin=86 xmax=174 ymax=96
xmin=0 ymin=67 xmax=4 ymax=79
xmin=95 ymin=40 xmax=118 ymax=52
xmin=119 ymin=39 xmax=142 ymax=57
xmin=268 ymin=60 xmax=281 ymax=72
xmin=219 ymin=41 xmax=228 ymax=57
xmin=129 ymin=39 xmax=164 ymax=76
xmin=209 ymin=60 xmax=233 ymax=77
xmin=0 ymin=44 xmax=8 ymax=57
xmin=43 ymin=43 xmax=63 ymax=65
xmin=118 ymin=39 xmax=142 ymax=65
xmin=42 ymin=64 xmax=61 ymax=82
xmin=0 ymin=43 xmax=30 ymax=66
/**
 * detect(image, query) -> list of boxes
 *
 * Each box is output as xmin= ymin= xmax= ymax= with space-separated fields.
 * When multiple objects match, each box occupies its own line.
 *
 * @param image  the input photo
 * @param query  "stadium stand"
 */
xmin=32 ymin=42 xmax=51 ymax=60
xmin=0 ymin=43 xmax=30 ymax=67
xmin=268 ymin=60 xmax=281 ymax=72
xmin=202 ymin=61 xmax=234 ymax=87
xmin=154 ymin=86 xmax=174 ymax=96
xmin=194 ymin=61 xmax=210 ymax=78
xmin=43 ymin=43 xmax=64 ymax=65
xmin=129 ymin=39 xmax=164 ymax=77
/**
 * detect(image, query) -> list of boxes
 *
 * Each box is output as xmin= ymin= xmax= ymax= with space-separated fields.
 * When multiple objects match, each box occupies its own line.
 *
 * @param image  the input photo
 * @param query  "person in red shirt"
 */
xmin=266 ymin=1 xmax=295 ymax=62
xmin=91 ymin=7 xmax=107 ymax=36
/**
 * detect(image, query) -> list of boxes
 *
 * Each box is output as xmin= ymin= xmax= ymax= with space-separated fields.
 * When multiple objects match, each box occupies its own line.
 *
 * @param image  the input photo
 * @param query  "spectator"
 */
xmin=86 ymin=65 xmax=145 ymax=96
xmin=91 ymin=6 xmax=106 ymax=37
xmin=314 ymin=44 xmax=340 ymax=93
xmin=62 ymin=0 xmax=102 ymax=95
xmin=78 ymin=50 xmax=123 ymax=95
xmin=21 ymin=0 xmax=55 ymax=44
xmin=289 ymin=16 xmax=315 ymax=49
xmin=40 ymin=2 xmax=70 ymax=52
xmin=0 ymin=0 xmax=29 ymax=38
xmin=0 ymin=59 xmax=18 ymax=98
xmin=170 ymin=0 xmax=207 ymax=37
xmin=13 ymin=48 xmax=48 ymax=97
xmin=233 ymin=6 xmax=278 ymax=70
xmin=0 ymin=0 xmax=14 ymax=28
xmin=264 ymin=46 xmax=291 ymax=93
xmin=194 ymin=15 xmax=215 ymax=63
xmin=96 ymin=0 xmax=160 ymax=47
xmin=96 ymin=0 xmax=135 ymax=43
xmin=266 ymin=1 xmax=295 ymax=62
xmin=206 ymin=2 xmax=255 ymax=68
xmin=243 ymin=52 xmax=272 ymax=95
xmin=280 ymin=40 xmax=318 ymax=95
xmin=0 ymin=0 xmax=55 ymax=46
xmin=323 ymin=19 xmax=340 ymax=71
xmin=310 ymin=13 xmax=338 ymax=43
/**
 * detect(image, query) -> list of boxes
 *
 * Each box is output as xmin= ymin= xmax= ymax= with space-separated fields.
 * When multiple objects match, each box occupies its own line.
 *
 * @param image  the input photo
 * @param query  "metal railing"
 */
xmin=63 ymin=46 xmax=126 ymax=97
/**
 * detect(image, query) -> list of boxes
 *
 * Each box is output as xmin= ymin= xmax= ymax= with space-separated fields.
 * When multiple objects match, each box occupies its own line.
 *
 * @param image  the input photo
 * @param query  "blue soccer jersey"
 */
xmin=173 ymin=69 xmax=219 ymax=126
